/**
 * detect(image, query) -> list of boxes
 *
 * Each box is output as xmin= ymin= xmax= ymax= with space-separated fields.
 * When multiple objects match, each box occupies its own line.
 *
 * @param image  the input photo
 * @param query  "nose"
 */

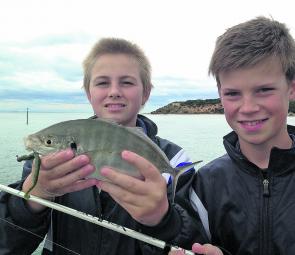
xmin=239 ymin=96 xmax=259 ymax=113
xmin=108 ymin=83 xmax=122 ymax=99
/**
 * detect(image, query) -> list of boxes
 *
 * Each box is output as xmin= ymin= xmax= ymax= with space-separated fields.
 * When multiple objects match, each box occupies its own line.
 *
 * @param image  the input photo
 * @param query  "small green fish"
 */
xmin=17 ymin=118 xmax=201 ymax=200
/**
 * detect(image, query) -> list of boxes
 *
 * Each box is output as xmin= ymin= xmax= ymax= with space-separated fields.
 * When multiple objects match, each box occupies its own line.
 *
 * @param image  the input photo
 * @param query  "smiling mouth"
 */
xmin=239 ymin=118 xmax=268 ymax=126
xmin=104 ymin=103 xmax=126 ymax=109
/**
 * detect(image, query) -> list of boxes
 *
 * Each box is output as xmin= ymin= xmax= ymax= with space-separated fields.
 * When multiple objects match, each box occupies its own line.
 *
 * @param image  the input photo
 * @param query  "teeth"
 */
xmin=242 ymin=120 xmax=261 ymax=126
xmin=106 ymin=104 xmax=123 ymax=106
xmin=107 ymin=104 xmax=124 ymax=109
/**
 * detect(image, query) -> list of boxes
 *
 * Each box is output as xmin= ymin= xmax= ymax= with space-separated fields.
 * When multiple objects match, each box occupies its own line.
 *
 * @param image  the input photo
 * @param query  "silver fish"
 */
xmin=18 ymin=118 xmax=201 ymax=200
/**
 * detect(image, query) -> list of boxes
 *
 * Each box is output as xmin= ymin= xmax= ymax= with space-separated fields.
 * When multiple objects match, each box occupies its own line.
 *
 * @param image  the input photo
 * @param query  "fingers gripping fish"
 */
xmin=16 ymin=118 xmax=202 ymax=200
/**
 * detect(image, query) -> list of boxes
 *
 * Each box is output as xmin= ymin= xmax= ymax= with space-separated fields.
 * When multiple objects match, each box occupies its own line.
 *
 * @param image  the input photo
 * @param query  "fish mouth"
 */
xmin=24 ymin=135 xmax=46 ymax=154
xmin=24 ymin=135 xmax=38 ymax=151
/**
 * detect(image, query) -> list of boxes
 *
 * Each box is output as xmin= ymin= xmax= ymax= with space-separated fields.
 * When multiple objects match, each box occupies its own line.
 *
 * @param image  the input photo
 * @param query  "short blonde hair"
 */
xmin=83 ymin=38 xmax=152 ymax=94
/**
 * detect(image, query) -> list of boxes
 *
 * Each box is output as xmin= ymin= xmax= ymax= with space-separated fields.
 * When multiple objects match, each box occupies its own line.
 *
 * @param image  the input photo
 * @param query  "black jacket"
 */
xmin=187 ymin=125 xmax=295 ymax=255
xmin=0 ymin=115 xmax=197 ymax=255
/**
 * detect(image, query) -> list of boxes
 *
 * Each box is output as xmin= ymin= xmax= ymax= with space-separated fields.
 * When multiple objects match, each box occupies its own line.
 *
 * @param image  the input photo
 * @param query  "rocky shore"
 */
xmin=151 ymin=98 xmax=295 ymax=115
xmin=151 ymin=99 xmax=224 ymax=114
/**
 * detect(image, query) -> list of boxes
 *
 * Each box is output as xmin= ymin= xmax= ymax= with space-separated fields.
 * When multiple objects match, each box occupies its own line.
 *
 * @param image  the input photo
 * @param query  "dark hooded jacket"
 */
xmin=0 ymin=115 xmax=198 ymax=255
xmin=185 ymin=125 xmax=295 ymax=255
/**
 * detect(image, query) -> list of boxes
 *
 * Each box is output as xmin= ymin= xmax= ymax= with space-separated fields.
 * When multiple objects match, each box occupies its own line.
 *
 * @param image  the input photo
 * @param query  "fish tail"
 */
xmin=171 ymin=160 xmax=202 ymax=203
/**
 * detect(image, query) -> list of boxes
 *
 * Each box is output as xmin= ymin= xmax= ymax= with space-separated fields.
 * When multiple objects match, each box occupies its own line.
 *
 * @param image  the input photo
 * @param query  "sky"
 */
xmin=0 ymin=0 xmax=294 ymax=113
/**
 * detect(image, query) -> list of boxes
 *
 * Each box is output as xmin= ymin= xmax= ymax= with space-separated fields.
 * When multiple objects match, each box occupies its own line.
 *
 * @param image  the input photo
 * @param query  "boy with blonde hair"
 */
xmin=0 ymin=38 xmax=196 ymax=255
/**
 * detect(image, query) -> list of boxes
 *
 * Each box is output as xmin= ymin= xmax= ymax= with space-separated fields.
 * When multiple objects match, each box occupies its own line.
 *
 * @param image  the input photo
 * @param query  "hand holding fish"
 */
xmin=17 ymin=119 xmax=200 ymax=202
xmin=22 ymin=149 xmax=98 ymax=212
xmin=96 ymin=150 xmax=169 ymax=226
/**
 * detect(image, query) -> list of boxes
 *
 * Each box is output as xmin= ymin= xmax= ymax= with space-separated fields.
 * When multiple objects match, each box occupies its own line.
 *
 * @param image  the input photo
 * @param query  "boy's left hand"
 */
xmin=169 ymin=243 xmax=224 ymax=255
xmin=96 ymin=150 xmax=169 ymax=226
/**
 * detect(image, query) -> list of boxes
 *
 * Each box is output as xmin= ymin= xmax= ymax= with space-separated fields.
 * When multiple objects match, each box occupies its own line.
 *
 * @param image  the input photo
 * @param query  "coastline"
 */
xmin=150 ymin=98 xmax=295 ymax=115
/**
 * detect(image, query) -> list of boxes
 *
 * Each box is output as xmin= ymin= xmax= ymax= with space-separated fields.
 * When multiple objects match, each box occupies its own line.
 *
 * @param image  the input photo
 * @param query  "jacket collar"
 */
xmin=136 ymin=114 xmax=158 ymax=139
xmin=223 ymin=125 xmax=295 ymax=176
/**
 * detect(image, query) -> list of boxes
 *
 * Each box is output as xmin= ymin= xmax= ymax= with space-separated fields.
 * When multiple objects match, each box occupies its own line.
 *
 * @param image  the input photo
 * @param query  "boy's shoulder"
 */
xmin=198 ymin=153 xmax=235 ymax=176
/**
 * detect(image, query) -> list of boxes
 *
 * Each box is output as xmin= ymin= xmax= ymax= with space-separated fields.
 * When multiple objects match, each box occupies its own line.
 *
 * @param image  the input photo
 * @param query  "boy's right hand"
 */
xmin=22 ymin=149 xmax=98 ymax=212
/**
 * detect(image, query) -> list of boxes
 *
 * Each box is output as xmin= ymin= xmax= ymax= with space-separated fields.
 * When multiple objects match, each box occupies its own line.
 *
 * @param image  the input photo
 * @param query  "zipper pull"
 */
xmin=263 ymin=179 xmax=270 ymax=197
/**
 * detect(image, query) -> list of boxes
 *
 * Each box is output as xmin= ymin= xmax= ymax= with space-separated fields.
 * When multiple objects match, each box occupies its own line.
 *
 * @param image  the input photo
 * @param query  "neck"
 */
xmin=239 ymin=134 xmax=293 ymax=169
xmin=240 ymin=144 xmax=270 ymax=169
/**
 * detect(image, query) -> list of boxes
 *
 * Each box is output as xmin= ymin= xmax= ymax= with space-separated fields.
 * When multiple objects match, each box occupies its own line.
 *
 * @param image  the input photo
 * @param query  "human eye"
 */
xmin=220 ymin=89 xmax=241 ymax=101
xmin=121 ymin=79 xmax=135 ymax=86
xmin=223 ymin=91 xmax=240 ymax=97
xmin=123 ymin=81 xmax=133 ymax=85
xmin=256 ymin=87 xmax=275 ymax=95
xmin=95 ymin=80 xmax=109 ymax=87
xmin=258 ymin=87 xmax=274 ymax=92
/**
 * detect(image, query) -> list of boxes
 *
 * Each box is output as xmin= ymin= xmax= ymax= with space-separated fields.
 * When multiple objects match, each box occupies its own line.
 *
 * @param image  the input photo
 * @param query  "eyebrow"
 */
xmin=119 ymin=75 xmax=136 ymax=80
xmin=221 ymin=87 xmax=238 ymax=91
xmin=256 ymin=83 xmax=275 ymax=87
xmin=92 ymin=75 xmax=136 ymax=81
xmin=92 ymin=76 xmax=109 ymax=82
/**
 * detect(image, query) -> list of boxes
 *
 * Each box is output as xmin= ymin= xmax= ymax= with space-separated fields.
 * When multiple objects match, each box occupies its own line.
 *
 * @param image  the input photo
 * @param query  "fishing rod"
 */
xmin=0 ymin=184 xmax=194 ymax=255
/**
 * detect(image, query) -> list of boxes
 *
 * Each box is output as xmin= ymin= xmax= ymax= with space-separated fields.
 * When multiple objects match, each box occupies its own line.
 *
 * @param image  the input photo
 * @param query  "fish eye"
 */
xmin=46 ymin=140 xmax=52 ymax=145
xmin=70 ymin=142 xmax=77 ymax=150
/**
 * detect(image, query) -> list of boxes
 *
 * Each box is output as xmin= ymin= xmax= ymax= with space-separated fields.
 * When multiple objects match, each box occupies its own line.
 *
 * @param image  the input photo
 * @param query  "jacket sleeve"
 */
xmin=0 ymin=162 xmax=51 ymax=254
xmin=137 ymin=171 xmax=210 ymax=254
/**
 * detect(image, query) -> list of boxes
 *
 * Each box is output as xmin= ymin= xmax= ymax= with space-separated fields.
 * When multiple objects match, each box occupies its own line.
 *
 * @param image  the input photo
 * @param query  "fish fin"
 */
xmin=171 ymin=160 xmax=202 ymax=203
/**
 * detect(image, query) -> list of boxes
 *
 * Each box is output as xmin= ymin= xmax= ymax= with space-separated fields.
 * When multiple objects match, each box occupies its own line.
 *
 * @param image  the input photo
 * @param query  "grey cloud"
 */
xmin=0 ymin=48 xmax=82 ymax=81
xmin=0 ymin=88 xmax=88 ymax=104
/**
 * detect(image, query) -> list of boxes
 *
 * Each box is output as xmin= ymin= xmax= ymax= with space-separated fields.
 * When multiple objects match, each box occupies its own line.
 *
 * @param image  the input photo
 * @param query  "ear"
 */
xmin=289 ymin=80 xmax=295 ymax=100
xmin=86 ymin=91 xmax=92 ymax=102
xmin=142 ymin=86 xmax=151 ymax=105
xmin=217 ymin=86 xmax=224 ymax=106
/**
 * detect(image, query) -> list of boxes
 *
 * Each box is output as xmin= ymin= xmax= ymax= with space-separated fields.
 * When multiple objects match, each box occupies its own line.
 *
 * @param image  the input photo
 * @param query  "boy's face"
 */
xmin=87 ymin=54 xmax=150 ymax=127
xmin=218 ymin=57 xmax=295 ymax=149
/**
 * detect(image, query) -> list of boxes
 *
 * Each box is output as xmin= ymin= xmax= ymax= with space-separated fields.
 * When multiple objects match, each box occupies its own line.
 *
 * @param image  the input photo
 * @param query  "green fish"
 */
xmin=17 ymin=118 xmax=201 ymax=200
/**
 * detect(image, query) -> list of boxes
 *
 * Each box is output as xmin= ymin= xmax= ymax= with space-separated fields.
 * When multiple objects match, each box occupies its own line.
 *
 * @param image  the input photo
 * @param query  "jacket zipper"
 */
xmin=261 ymin=176 xmax=270 ymax=255
xmin=263 ymin=179 xmax=270 ymax=196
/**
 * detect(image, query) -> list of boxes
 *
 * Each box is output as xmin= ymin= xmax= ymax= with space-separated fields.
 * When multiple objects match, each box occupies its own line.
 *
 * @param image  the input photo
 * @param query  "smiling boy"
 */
xmin=170 ymin=16 xmax=295 ymax=255
xmin=0 ymin=38 xmax=196 ymax=255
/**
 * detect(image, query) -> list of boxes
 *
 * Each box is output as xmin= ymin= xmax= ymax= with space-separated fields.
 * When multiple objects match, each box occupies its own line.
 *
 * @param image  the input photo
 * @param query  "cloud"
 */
xmin=0 ymin=0 xmax=294 ymax=112
xmin=0 ymin=31 xmax=219 ymax=113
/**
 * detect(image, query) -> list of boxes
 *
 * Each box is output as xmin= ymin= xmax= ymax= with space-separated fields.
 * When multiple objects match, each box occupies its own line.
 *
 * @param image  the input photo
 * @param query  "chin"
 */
xmin=241 ymin=136 xmax=268 ymax=146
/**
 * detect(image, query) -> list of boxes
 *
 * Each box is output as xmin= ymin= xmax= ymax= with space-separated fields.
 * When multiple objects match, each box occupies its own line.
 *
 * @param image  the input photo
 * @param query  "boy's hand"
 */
xmin=96 ymin=150 xmax=169 ymax=226
xmin=22 ymin=149 xmax=98 ymax=212
xmin=169 ymin=243 xmax=224 ymax=255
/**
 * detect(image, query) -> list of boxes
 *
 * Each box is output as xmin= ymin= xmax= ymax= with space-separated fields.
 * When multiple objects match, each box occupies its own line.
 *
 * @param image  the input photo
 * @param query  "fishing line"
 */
xmin=0 ymin=216 xmax=81 ymax=255
xmin=0 ymin=184 xmax=194 ymax=254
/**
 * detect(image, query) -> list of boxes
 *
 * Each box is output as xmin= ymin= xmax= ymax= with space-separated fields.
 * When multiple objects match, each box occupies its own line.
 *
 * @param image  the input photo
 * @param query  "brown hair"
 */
xmin=209 ymin=16 xmax=295 ymax=85
xmin=83 ymin=38 xmax=152 ymax=94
